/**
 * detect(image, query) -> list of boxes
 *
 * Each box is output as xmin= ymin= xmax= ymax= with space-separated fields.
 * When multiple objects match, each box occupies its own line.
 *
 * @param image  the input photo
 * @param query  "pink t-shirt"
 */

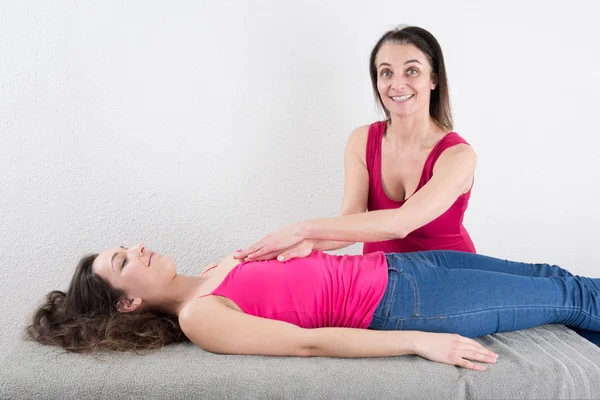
xmin=363 ymin=120 xmax=476 ymax=255
xmin=209 ymin=250 xmax=388 ymax=329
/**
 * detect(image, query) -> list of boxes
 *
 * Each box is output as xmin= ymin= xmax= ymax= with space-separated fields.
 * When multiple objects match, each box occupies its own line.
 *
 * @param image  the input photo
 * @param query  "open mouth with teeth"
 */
xmin=390 ymin=94 xmax=414 ymax=102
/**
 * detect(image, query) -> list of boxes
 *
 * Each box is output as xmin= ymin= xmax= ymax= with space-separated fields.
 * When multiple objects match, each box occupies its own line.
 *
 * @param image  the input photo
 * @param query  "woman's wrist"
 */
xmin=399 ymin=331 xmax=420 ymax=355
xmin=296 ymin=220 xmax=312 ymax=240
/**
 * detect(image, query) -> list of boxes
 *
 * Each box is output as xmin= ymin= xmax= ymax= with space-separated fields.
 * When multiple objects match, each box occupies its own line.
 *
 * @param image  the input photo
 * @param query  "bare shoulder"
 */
xmin=345 ymin=124 xmax=371 ymax=164
xmin=179 ymin=291 xmax=313 ymax=356
xmin=179 ymin=295 xmax=222 ymax=320
xmin=432 ymin=143 xmax=477 ymax=193
xmin=438 ymin=143 xmax=477 ymax=166
xmin=178 ymin=252 xmax=246 ymax=340
xmin=179 ymin=296 xmax=228 ymax=333
xmin=346 ymin=124 xmax=370 ymax=147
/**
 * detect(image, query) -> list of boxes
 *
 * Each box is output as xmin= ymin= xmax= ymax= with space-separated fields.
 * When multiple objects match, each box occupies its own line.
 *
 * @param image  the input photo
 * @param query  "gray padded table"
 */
xmin=2 ymin=325 xmax=600 ymax=399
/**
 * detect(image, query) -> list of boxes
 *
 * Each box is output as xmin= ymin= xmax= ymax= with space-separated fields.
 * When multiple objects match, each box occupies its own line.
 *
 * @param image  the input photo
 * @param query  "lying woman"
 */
xmin=28 ymin=243 xmax=599 ymax=371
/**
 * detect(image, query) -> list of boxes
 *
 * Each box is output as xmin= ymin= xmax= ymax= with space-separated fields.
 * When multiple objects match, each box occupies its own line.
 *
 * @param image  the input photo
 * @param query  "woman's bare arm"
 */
xmin=252 ymin=126 xmax=370 ymax=261
xmin=237 ymin=144 xmax=476 ymax=261
xmin=301 ymin=144 xmax=477 ymax=242
xmin=179 ymin=297 xmax=497 ymax=370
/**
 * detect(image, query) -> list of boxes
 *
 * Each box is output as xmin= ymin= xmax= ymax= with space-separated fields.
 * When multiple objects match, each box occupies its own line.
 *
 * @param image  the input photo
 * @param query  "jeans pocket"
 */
xmin=384 ymin=269 xmax=420 ymax=323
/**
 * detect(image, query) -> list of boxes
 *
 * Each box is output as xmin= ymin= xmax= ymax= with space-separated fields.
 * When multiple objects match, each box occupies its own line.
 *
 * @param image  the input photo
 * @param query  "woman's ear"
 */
xmin=117 ymin=297 xmax=142 ymax=313
xmin=431 ymin=73 xmax=438 ymax=90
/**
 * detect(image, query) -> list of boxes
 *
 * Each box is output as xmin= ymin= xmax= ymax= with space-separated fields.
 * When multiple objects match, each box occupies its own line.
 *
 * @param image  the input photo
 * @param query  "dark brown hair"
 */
xmin=369 ymin=25 xmax=453 ymax=131
xmin=26 ymin=254 xmax=189 ymax=352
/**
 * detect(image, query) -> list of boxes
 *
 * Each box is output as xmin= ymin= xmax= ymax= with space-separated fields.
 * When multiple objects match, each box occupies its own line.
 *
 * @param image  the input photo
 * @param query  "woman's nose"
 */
xmin=392 ymin=77 xmax=406 ymax=90
xmin=128 ymin=243 xmax=145 ymax=256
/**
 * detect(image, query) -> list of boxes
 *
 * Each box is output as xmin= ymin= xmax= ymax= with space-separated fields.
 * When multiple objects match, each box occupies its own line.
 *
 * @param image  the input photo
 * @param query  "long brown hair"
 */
xmin=369 ymin=25 xmax=453 ymax=131
xmin=26 ymin=254 xmax=189 ymax=352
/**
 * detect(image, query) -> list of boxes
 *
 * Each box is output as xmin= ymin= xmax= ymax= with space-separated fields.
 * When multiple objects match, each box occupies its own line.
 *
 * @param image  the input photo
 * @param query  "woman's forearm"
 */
xmin=307 ymin=328 xmax=419 ymax=358
xmin=299 ymin=209 xmax=410 ymax=244
xmin=297 ymin=157 xmax=474 ymax=245
xmin=312 ymin=239 xmax=355 ymax=252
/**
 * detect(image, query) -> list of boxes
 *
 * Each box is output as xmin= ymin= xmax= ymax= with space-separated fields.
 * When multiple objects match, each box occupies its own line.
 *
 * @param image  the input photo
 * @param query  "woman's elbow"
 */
xmin=394 ymin=228 xmax=409 ymax=240
xmin=387 ymin=211 xmax=420 ymax=240
xmin=299 ymin=330 xmax=327 ymax=357
xmin=297 ymin=345 xmax=317 ymax=357
xmin=385 ymin=222 xmax=410 ymax=240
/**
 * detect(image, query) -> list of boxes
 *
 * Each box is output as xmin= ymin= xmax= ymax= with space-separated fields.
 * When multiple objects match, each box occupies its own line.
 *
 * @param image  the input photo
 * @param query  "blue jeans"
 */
xmin=368 ymin=251 xmax=600 ymax=337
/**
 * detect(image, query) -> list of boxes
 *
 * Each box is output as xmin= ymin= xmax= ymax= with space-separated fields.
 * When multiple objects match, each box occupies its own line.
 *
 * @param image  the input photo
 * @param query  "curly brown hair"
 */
xmin=26 ymin=254 xmax=189 ymax=352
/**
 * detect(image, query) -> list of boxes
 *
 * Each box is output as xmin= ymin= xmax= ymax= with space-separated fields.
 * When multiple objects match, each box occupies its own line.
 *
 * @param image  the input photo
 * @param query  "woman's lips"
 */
xmin=390 ymin=94 xmax=414 ymax=102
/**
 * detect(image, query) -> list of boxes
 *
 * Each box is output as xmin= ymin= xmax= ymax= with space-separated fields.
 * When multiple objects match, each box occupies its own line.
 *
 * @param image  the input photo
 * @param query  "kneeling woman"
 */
xmin=28 ymin=244 xmax=600 ymax=371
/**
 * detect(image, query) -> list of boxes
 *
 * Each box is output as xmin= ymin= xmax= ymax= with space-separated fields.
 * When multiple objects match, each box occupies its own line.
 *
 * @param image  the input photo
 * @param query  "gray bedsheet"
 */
xmin=1 ymin=325 xmax=600 ymax=399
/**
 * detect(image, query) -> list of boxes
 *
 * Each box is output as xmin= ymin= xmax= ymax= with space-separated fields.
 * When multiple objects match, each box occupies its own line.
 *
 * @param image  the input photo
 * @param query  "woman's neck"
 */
xmin=386 ymin=114 xmax=441 ymax=148
xmin=143 ymin=274 xmax=206 ymax=316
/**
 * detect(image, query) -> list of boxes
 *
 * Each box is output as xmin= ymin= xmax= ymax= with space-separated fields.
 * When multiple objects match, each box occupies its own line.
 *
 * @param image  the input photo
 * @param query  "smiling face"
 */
xmin=375 ymin=43 xmax=437 ymax=120
xmin=92 ymin=244 xmax=176 ymax=310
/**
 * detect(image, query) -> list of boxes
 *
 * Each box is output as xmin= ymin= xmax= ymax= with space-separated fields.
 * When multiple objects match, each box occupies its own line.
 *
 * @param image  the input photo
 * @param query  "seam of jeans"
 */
xmin=423 ymin=305 xmax=582 ymax=318
xmin=401 ymin=270 xmax=420 ymax=317
xmin=395 ymin=318 xmax=403 ymax=330
xmin=397 ymin=316 xmax=447 ymax=321
xmin=387 ymin=254 xmax=423 ymax=317
xmin=579 ymin=310 xmax=600 ymax=321
xmin=382 ymin=271 xmax=398 ymax=319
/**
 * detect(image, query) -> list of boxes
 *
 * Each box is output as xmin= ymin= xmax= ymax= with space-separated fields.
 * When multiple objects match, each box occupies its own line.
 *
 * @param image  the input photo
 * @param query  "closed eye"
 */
xmin=119 ymin=246 xmax=129 ymax=270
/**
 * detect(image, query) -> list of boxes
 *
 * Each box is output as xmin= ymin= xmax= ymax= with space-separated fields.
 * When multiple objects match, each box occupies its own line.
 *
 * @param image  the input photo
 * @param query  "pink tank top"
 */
xmin=363 ymin=121 xmax=476 ymax=255
xmin=208 ymin=251 xmax=388 ymax=329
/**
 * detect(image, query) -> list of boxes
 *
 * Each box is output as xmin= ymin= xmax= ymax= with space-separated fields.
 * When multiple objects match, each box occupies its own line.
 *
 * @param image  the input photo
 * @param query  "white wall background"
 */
xmin=1 ymin=0 xmax=599 ymax=358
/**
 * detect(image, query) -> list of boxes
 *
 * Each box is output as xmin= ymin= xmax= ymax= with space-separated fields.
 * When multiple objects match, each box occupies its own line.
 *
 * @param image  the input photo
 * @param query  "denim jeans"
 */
xmin=368 ymin=250 xmax=600 ymax=337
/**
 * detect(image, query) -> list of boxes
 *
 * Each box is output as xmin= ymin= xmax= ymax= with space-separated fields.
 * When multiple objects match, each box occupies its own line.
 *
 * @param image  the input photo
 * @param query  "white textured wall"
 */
xmin=1 ymin=1 xmax=599 ymax=358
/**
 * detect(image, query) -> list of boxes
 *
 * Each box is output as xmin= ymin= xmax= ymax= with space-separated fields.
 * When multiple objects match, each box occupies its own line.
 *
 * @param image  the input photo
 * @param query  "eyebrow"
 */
xmin=377 ymin=59 xmax=422 ymax=69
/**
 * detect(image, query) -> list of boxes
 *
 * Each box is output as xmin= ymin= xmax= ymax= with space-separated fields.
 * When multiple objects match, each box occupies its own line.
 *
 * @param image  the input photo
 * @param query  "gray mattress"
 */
xmin=1 ymin=325 xmax=600 ymax=399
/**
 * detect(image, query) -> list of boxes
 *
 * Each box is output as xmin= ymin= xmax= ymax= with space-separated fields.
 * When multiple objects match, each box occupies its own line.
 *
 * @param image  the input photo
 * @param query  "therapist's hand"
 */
xmin=235 ymin=223 xmax=307 ymax=262
xmin=275 ymin=239 xmax=315 ymax=262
